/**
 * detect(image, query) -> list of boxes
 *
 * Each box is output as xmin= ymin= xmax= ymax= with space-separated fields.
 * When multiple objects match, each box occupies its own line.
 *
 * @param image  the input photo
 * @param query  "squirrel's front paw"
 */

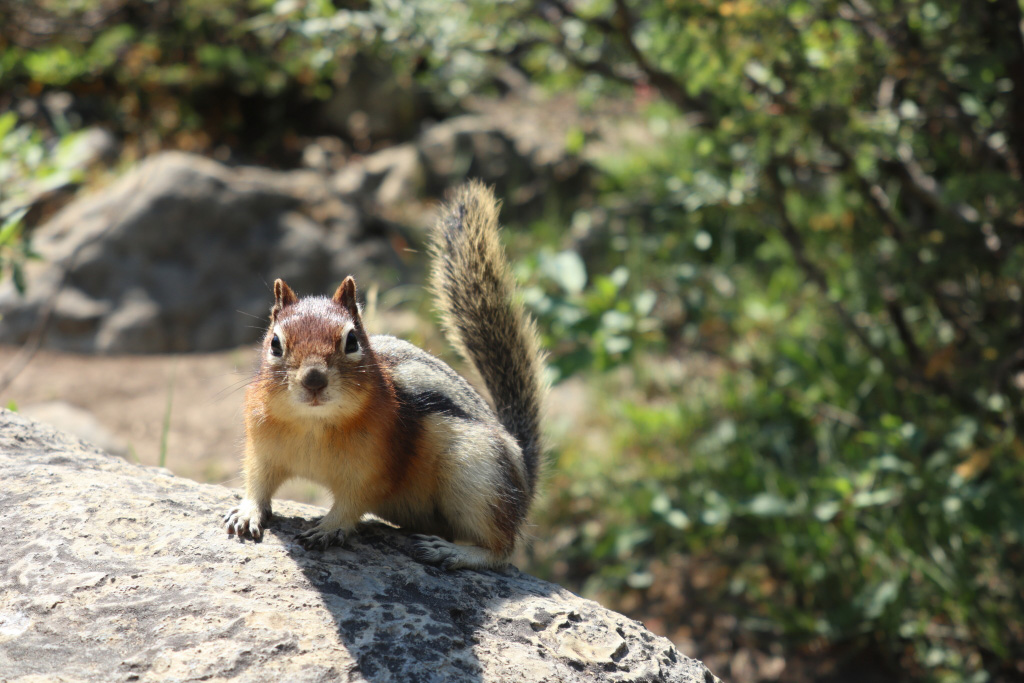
xmin=296 ymin=523 xmax=349 ymax=550
xmin=224 ymin=499 xmax=271 ymax=541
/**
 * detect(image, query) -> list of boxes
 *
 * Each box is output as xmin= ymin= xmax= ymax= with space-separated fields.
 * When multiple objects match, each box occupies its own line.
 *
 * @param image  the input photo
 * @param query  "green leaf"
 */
xmin=863 ymin=579 xmax=900 ymax=620
xmin=0 ymin=208 xmax=26 ymax=246
xmin=0 ymin=111 xmax=17 ymax=140
xmin=665 ymin=509 xmax=690 ymax=530
xmin=813 ymin=500 xmax=841 ymax=522
xmin=544 ymin=250 xmax=587 ymax=295
xmin=11 ymin=261 xmax=26 ymax=294
xmin=603 ymin=335 xmax=631 ymax=354
xmin=634 ymin=290 xmax=657 ymax=316
xmin=852 ymin=488 xmax=899 ymax=508
xmin=748 ymin=493 xmax=790 ymax=517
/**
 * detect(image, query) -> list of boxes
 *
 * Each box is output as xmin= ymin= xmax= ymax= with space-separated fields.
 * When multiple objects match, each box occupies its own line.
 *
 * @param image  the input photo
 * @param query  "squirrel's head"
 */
xmin=257 ymin=276 xmax=374 ymax=420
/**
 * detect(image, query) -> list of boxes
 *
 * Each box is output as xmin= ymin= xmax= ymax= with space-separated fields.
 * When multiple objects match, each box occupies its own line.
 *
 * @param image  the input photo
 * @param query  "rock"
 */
xmin=416 ymin=113 xmax=586 ymax=203
xmin=0 ymin=152 xmax=391 ymax=353
xmin=0 ymin=408 xmax=720 ymax=683
xmin=363 ymin=144 xmax=426 ymax=207
xmin=333 ymin=112 xmax=590 ymax=228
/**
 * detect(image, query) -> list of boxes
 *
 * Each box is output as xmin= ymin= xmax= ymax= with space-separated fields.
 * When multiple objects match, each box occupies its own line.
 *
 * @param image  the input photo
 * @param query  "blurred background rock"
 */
xmin=2 ymin=1 xmax=1023 ymax=681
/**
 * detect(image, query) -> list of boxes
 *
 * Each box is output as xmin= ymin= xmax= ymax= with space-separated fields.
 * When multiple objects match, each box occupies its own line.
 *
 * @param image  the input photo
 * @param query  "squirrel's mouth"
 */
xmin=291 ymin=386 xmax=329 ymax=407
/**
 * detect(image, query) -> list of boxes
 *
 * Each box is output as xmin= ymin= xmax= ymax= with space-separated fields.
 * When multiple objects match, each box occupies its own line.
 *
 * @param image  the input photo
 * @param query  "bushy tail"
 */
xmin=430 ymin=181 xmax=547 ymax=495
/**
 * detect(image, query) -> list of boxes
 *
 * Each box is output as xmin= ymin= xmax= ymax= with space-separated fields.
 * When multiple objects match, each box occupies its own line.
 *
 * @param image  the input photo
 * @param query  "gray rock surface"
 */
xmin=0 ymin=409 xmax=720 ymax=683
xmin=0 ymin=152 xmax=391 ymax=353
xmin=340 ymin=113 xmax=588 ymax=216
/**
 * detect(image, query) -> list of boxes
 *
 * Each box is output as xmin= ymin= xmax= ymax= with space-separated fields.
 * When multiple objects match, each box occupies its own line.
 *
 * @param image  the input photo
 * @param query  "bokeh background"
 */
xmin=2 ymin=1 xmax=1023 ymax=681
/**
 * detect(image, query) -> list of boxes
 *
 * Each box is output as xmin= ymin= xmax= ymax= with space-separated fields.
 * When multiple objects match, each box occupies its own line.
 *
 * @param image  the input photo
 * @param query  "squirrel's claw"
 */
xmin=224 ymin=500 xmax=270 ymax=542
xmin=410 ymin=534 xmax=509 ymax=571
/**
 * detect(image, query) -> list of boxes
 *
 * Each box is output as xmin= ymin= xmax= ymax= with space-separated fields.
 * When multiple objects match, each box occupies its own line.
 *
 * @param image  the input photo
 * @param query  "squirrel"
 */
xmin=223 ymin=181 xmax=547 ymax=570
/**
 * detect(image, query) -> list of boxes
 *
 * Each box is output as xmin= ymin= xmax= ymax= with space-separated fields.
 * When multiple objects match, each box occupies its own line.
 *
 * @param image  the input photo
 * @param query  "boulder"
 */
xmin=337 ymin=113 xmax=589 ymax=220
xmin=0 ymin=152 xmax=393 ymax=353
xmin=0 ymin=409 xmax=720 ymax=683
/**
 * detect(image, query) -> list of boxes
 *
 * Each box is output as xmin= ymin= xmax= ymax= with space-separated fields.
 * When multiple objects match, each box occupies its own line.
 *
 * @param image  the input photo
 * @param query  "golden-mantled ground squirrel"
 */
xmin=224 ymin=181 xmax=547 ymax=570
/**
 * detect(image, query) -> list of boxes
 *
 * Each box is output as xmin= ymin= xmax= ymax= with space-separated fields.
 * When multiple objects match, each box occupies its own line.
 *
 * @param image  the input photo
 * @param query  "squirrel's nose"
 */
xmin=300 ymin=367 xmax=328 ymax=393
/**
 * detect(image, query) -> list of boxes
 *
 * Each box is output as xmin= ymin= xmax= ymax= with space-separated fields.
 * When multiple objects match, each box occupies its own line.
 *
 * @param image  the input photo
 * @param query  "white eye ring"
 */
xmin=269 ymin=325 xmax=286 ymax=358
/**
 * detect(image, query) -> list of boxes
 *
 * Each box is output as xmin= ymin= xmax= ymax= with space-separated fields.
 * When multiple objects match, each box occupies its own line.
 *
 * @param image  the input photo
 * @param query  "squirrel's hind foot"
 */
xmin=297 ymin=523 xmax=349 ymax=550
xmin=410 ymin=535 xmax=509 ymax=571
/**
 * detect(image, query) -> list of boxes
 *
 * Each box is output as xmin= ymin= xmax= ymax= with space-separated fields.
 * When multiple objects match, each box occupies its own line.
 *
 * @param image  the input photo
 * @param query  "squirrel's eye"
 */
xmin=344 ymin=330 xmax=359 ymax=355
xmin=270 ymin=334 xmax=283 ymax=357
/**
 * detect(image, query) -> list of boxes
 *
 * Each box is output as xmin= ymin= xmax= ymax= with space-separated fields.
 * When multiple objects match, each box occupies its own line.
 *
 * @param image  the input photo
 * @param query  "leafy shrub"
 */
xmin=0 ymin=111 xmax=97 ymax=291
xmin=484 ymin=1 xmax=1024 ymax=678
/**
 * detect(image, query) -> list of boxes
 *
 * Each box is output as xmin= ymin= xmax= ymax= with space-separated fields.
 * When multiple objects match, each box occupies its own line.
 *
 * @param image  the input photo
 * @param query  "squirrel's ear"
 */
xmin=332 ymin=276 xmax=360 ymax=320
xmin=272 ymin=278 xmax=298 ymax=321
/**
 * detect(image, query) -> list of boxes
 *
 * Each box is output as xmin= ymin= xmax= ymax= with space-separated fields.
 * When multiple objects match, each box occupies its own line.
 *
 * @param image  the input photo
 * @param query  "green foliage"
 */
xmin=0 ymin=209 xmax=30 ymax=294
xmin=0 ymin=110 xmax=89 ymax=292
xmin=1 ymin=0 xmax=423 ymax=158
xmin=2 ymin=1 xmax=371 ymax=97
xmin=521 ymin=251 xmax=662 ymax=380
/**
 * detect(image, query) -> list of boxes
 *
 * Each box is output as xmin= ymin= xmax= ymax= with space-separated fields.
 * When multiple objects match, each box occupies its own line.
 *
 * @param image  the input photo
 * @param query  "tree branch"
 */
xmin=766 ymin=161 xmax=981 ymax=412
xmin=885 ymin=299 xmax=925 ymax=370
xmin=765 ymin=162 xmax=879 ymax=356
xmin=544 ymin=0 xmax=712 ymax=117
xmin=609 ymin=0 xmax=708 ymax=114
